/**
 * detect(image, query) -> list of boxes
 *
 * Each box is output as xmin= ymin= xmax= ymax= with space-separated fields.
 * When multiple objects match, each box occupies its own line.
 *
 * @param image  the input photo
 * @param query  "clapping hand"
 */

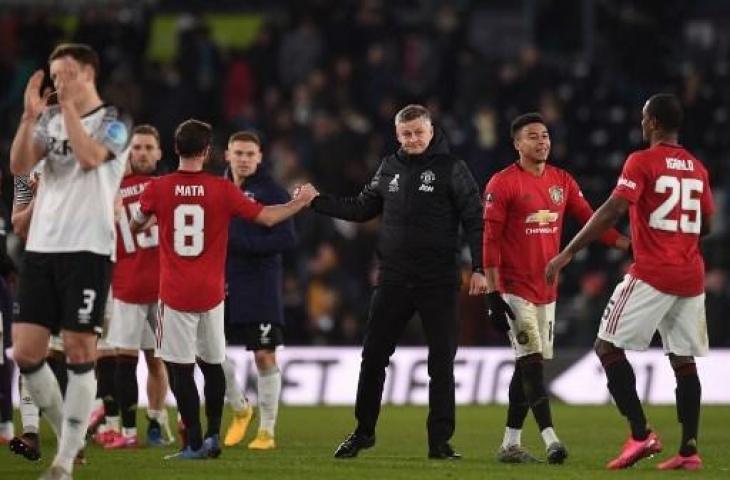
xmin=23 ymin=70 xmax=52 ymax=120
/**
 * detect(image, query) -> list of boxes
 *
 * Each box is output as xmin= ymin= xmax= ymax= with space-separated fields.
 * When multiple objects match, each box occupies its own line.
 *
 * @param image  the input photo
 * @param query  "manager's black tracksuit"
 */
xmin=311 ymin=130 xmax=483 ymax=448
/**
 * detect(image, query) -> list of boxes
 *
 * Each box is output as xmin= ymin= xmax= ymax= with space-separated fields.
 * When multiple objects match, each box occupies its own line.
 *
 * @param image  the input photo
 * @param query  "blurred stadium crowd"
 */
xmin=0 ymin=0 xmax=728 ymax=348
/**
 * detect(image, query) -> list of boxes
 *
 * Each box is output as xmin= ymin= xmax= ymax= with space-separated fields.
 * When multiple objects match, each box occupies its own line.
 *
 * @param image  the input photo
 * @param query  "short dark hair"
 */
xmin=395 ymin=104 xmax=431 ymax=124
xmin=511 ymin=112 xmax=546 ymax=138
xmin=49 ymin=43 xmax=100 ymax=78
xmin=174 ymin=119 xmax=212 ymax=158
xmin=645 ymin=93 xmax=683 ymax=132
xmin=228 ymin=131 xmax=261 ymax=148
xmin=132 ymin=124 xmax=160 ymax=146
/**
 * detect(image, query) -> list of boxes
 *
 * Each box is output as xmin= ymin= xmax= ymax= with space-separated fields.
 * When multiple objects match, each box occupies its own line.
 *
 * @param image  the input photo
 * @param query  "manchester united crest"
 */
xmin=548 ymin=185 xmax=564 ymax=205
xmin=420 ymin=170 xmax=436 ymax=184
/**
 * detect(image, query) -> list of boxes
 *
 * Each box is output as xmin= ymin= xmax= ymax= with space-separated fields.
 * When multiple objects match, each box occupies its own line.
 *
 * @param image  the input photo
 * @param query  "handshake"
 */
xmin=292 ymin=183 xmax=319 ymax=206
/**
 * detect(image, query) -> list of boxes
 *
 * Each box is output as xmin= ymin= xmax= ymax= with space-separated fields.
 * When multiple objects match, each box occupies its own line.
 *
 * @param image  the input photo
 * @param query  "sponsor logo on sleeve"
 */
xmin=617 ymin=177 xmax=637 ymax=190
xmin=105 ymin=121 xmax=129 ymax=147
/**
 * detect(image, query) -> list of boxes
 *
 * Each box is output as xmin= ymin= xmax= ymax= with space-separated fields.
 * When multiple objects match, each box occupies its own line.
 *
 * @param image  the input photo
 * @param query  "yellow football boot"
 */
xmin=248 ymin=429 xmax=276 ymax=450
xmin=223 ymin=405 xmax=253 ymax=447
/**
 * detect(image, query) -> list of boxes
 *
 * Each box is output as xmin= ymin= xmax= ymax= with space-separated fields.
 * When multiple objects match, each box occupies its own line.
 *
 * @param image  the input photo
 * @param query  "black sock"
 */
xmin=97 ymin=356 xmax=119 ymax=417
xmin=600 ymin=351 xmax=648 ymax=440
xmin=116 ymin=355 xmax=139 ymax=429
xmin=47 ymin=353 xmax=68 ymax=396
xmin=0 ymin=355 xmax=13 ymax=422
xmin=674 ymin=363 xmax=701 ymax=456
xmin=197 ymin=360 xmax=225 ymax=438
xmin=519 ymin=355 xmax=553 ymax=431
xmin=506 ymin=363 xmax=529 ymax=429
xmin=167 ymin=362 xmax=202 ymax=450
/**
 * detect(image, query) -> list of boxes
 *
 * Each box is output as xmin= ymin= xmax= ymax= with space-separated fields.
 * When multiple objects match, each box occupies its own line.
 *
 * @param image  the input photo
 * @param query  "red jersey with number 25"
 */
xmin=612 ymin=143 xmax=714 ymax=296
xmin=113 ymin=174 xmax=160 ymax=304
xmin=139 ymin=171 xmax=264 ymax=312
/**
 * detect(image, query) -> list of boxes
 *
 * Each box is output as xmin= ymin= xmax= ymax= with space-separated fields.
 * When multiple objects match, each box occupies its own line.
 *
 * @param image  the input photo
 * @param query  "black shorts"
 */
xmin=228 ymin=322 xmax=284 ymax=351
xmin=16 ymin=252 xmax=112 ymax=335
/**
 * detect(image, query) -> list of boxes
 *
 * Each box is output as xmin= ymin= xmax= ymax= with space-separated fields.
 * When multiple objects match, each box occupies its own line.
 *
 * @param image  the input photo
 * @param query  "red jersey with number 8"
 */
xmin=113 ymin=174 xmax=160 ymax=303
xmin=612 ymin=143 xmax=714 ymax=296
xmin=139 ymin=171 xmax=263 ymax=311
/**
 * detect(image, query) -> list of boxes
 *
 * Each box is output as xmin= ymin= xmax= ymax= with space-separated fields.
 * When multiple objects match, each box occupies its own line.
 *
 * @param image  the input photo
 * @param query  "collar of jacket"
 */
xmin=223 ymin=164 xmax=269 ymax=189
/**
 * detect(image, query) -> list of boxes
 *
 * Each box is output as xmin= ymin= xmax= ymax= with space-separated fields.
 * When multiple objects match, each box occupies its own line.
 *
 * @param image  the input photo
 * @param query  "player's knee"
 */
xmin=254 ymin=349 xmax=276 ymax=371
xmin=594 ymin=338 xmax=622 ymax=363
xmin=668 ymin=354 xmax=696 ymax=374
xmin=62 ymin=331 xmax=97 ymax=364
xmin=146 ymin=356 xmax=166 ymax=377
xmin=13 ymin=349 xmax=46 ymax=370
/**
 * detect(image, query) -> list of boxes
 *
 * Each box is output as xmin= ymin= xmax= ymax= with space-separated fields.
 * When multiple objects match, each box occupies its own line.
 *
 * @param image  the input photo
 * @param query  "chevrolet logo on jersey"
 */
xmin=525 ymin=210 xmax=559 ymax=226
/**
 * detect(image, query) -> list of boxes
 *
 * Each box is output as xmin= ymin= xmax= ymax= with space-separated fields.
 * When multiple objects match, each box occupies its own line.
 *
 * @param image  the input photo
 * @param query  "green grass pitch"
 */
xmin=2 ymin=405 xmax=729 ymax=479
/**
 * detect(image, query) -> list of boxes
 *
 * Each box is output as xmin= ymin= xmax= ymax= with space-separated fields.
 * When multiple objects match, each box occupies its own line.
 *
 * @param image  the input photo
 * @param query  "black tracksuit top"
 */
xmin=312 ymin=130 xmax=483 ymax=287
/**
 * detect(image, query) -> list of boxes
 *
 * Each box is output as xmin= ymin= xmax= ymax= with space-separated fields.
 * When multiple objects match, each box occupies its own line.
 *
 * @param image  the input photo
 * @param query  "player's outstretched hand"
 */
xmin=468 ymin=271 xmax=488 ymax=296
xmin=485 ymin=291 xmax=514 ymax=333
xmin=293 ymin=183 xmax=318 ymax=206
xmin=545 ymin=251 xmax=572 ymax=285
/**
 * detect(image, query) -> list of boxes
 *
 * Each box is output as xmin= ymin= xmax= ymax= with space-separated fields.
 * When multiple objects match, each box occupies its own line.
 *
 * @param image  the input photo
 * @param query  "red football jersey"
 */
xmin=113 ymin=174 xmax=160 ymax=304
xmin=139 ymin=171 xmax=264 ymax=311
xmin=612 ymin=143 xmax=713 ymax=296
xmin=483 ymin=163 xmax=620 ymax=304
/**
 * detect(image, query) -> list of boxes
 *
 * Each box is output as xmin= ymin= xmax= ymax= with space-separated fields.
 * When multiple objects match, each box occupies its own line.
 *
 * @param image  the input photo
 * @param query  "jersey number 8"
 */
xmin=174 ymin=204 xmax=204 ymax=256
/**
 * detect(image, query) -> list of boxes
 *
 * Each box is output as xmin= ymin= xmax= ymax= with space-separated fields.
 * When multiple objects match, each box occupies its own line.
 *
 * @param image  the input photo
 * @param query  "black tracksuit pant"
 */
xmin=354 ymin=284 xmax=458 ymax=448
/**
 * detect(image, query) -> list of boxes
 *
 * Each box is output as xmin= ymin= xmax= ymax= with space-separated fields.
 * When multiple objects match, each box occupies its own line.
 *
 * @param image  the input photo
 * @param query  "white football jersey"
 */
xmin=26 ymin=104 xmax=131 ymax=255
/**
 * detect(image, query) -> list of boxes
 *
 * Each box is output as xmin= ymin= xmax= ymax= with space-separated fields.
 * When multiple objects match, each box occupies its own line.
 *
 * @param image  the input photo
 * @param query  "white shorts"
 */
xmin=107 ymin=299 xmax=157 ymax=351
xmin=157 ymin=302 xmax=225 ymax=364
xmin=598 ymin=275 xmax=708 ymax=356
xmin=504 ymin=294 xmax=555 ymax=360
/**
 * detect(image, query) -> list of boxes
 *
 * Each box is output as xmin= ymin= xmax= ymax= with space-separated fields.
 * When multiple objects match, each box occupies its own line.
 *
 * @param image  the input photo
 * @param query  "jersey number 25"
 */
xmin=648 ymin=175 xmax=703 ymax=234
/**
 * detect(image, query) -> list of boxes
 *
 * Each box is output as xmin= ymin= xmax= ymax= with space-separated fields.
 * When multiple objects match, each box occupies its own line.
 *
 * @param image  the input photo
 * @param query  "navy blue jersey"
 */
xmin=225 ymin=167 xmax=297 ymax=326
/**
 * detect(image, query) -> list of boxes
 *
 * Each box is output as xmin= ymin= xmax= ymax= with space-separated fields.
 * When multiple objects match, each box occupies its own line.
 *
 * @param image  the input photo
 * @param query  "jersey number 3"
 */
xmin=648 ymin=175 xmax=703 ymax=234
xmin=174 ymin=204 xmax=204 ymax=256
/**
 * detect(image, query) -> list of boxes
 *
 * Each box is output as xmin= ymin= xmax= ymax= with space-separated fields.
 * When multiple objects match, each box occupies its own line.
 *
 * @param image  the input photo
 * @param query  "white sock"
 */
xmin=257 ymin=367 xmax=281 ymax=434
xmin=54 ymin=367 xmax=96 ymax=473
xmin=122 ymin=427 xmax=137 ymax=438
xmin=21 ymin=362 xmax=63 ymax=438
xmin=147 ymin=409 xmax=162 ymax=421
xmin=151 ymin=408 xmax=173 ymax=441
xmin=541 ymin=427 xmax=559 ymax=448
xmin=501 ymin=427 xmax=522 ymax=448
xmin=20 ymin=379 xmax=40 ymax=434
xmin=105 ymin=415 xmax=120 ymax=432
xmin=0 ymin=420 xmax=14 ymax=438
xmin=222 ymin=356 xmax=247 ymax=412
